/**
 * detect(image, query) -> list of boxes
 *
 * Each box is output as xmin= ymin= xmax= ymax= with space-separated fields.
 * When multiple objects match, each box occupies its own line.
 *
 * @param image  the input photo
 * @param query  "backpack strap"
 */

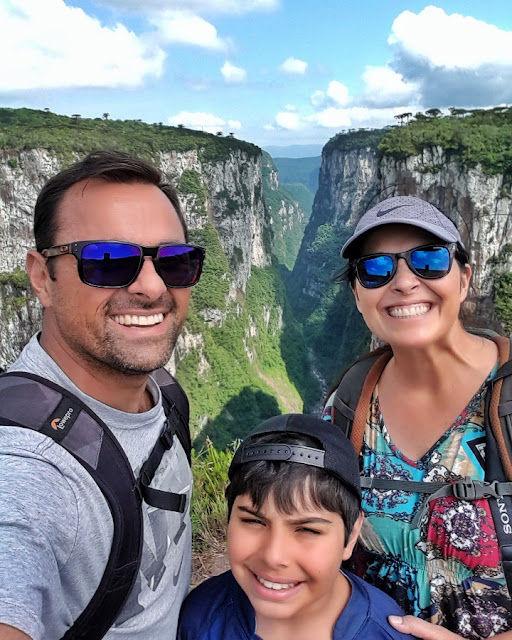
xmin=0 ymin=372 xmax=143 ymax=640
xmin=489 ymin=336 xmax=512 ymax=480
xmin=333 ymin=350 xmax=392 ymax=454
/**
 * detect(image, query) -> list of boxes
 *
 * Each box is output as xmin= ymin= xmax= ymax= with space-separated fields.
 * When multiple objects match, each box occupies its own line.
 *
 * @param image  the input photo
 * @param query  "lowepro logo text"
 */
xmin=497 ymin=497 xmax=512 ymax=535
xmin=51 ymin=407 xmax=74 ymax=430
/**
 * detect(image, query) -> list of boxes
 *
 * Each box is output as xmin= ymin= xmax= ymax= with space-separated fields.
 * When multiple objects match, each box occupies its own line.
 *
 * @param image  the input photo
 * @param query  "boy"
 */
xmin=178 ymin=413 xmax=416 ymax=640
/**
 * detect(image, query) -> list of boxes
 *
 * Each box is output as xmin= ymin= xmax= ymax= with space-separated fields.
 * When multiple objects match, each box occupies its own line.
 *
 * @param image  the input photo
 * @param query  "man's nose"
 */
xmin=125 ymin=256 xmax=168 ymax=300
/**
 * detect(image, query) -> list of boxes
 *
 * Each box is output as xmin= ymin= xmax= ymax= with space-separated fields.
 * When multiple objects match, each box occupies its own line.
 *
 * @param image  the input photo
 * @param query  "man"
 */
xmin=0 ymin=150 xmax=205 ymax=639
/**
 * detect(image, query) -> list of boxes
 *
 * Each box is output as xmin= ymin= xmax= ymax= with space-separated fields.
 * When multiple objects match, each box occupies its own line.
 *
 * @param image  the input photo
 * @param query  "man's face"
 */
xmin=34 ymin=179 xmax=191 ymax=377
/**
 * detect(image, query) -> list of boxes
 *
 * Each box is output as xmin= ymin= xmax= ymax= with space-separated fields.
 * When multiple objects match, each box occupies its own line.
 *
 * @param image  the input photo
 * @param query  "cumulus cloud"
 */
xmin=310 ymin=80 xmax=350 ymax=110
xmin=151 ymin=10 xmax=227 ymax=50
xmin=0 ymin=0 xmax=164 ymax=91
xmin=221 ymin=61 xmax=247 ymax=83
xmin=279 ymin=57 xmax=308 ymax=74
xmin=167 ymin=110 xmax=241 ymax=133
xmin=362 ymin=66 xmax=419 ymax=107
xmin=388 ymin=6 xmax=512 ymax=107
xmin=275 ymin=111 xmax=301 ymax=130
xmin=96 ymin=0 xmax=280 ymax=15
xmin=269 ymin=104 xmax=417 ymax=134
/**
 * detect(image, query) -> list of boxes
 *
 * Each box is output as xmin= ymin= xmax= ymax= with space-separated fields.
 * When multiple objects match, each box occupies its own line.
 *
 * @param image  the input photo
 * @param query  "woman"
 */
xmin=322 ymin=196 xmax=512 ymax=639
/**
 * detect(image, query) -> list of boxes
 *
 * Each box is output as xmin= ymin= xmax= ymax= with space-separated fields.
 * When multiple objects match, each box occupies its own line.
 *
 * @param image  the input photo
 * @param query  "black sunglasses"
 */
xmin=353 ymin=243 xmax=457 ymax=289
xmin=41 ymin=240 xmax=205 ymax=289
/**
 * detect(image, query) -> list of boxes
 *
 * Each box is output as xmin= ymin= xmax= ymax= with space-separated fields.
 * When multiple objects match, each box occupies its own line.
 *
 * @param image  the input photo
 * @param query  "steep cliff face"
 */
xmin=261 ymin=151 xmax=308 ymax=269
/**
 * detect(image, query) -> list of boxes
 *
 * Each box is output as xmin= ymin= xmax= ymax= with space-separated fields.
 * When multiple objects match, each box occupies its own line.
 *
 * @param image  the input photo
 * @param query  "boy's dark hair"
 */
xmin=225 ymin=431 xmax=361 ymax=537
xmin=34 ymin=149 xmax=188 ymax=252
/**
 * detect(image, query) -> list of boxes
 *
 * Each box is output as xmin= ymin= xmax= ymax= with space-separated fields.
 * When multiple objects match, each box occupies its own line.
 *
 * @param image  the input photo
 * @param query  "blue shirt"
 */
xmin=177 ymin=570 xmax=417 ymax=639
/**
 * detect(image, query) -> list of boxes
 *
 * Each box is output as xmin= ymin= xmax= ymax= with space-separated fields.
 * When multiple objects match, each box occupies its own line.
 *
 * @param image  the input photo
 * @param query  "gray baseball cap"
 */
xmin=341 ymin=196 xmax=464 ymax=258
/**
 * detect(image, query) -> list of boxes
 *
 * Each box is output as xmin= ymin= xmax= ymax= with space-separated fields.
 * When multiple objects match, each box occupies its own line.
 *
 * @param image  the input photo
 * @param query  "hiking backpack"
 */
xmin=331 ymin=334 xmax=512 ymax=595
xmin=0 ymin=367 xmax=192 ymax=640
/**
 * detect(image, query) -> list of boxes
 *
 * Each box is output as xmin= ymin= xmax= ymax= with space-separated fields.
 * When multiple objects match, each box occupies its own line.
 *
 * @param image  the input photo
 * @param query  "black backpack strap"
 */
xmin=486 ymin=336 xmax=512 ymax=595
xmin=333 ymin=350 xmax=392 ymax=454
xmin=152 ymin=367 xmax=191 ymax=464
xmin=0 ymin=372 xmax=143 ymax=640
xmin=136 ymin=368 xmax=192 ymax=513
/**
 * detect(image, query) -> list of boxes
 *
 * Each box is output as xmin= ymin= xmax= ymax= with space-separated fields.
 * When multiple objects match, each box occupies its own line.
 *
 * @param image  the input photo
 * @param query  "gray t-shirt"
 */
xmin=0 ymin=334 xmax=192 ymax=640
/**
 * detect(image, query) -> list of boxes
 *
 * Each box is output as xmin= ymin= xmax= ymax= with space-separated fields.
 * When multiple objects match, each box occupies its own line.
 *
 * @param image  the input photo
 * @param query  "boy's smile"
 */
xmin=227 ymin=493 xmax=361 ymax=638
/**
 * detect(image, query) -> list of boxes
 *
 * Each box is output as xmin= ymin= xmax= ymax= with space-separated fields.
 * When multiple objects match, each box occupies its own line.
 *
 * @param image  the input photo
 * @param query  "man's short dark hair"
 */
xmin=225 ymin=432 xmax=361 ymax=538
xmin=34 ymin=149 xmax=188 ymax=252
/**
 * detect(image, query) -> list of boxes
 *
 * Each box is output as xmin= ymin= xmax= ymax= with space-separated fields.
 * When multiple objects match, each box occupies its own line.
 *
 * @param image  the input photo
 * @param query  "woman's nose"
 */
xmin=391 ymin=257 xmax=420 ymax=292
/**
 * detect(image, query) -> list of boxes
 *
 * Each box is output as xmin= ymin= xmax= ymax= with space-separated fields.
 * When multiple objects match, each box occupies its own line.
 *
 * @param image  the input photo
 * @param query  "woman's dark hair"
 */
xmin=34 ymin=149 xmax=188 ymax=251
xmin=225 ymin=432 xmax=361 ymax=537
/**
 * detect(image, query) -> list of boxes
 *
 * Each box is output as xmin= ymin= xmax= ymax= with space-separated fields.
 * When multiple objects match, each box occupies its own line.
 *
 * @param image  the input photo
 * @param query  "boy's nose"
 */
xmin=261 ymin=529 xmax=290 ymax=568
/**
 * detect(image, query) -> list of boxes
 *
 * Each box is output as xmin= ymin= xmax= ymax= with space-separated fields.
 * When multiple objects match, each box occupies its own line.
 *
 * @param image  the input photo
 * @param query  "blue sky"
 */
xmin=2 ymin=0 xmax=512 ymax=150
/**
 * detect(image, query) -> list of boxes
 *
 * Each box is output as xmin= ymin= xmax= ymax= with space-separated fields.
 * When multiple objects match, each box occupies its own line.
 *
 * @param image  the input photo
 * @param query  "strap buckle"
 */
xmin=451 ymin=478 xmax=499 ymax=500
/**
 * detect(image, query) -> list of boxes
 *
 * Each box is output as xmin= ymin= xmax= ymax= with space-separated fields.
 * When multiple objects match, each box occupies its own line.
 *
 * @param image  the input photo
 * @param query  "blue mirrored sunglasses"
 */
xmin=42 ymin=240 xmax=205 ymax=289
xmin=354 ymin=243 xmax=457 ymax=289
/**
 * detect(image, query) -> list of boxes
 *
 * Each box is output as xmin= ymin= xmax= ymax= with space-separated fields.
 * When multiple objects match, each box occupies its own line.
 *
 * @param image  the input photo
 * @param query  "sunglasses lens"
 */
xmin=357 ymin=255 xmax=394 ymax=288
xmin=81 ymin=243 xmax=141 ymax=287
xmin=410 ymin=247 xmax=450 ymax=278
xmin=157 ymin=245 xmax=203 ymax=287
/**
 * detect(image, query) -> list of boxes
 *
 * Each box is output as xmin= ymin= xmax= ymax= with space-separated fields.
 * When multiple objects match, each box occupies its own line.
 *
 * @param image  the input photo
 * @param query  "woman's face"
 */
xmin=351 ymin=224 xmax=471 ymax=350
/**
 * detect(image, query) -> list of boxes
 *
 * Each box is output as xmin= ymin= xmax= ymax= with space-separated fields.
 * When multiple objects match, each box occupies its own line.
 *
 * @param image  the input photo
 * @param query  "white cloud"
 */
xmin=275 ymin=111 xmax=302 ymax=130
xmin=310 ymin=80 xmax=350 ymax=110
xmin=152 ymin=10 xmax=227 ymax=50
xmin=386 ymin=7 xmax=512 ymax=107
xmin=279 ymin=57 xmax=308 ymax=74
xmin=167 ymin=110 xmax=242 ymax=133
xmin=0 ymin=0 xmax=165 ymax=91
xmin=362 ymin=66 xmax=419 ymax=107
xmin=221 ymin=61 xmax=247 ymax=83
xmin=96 ymin=0 xmax=280 ymax=16
xmin=390 ymin=6 xmax=512 ymax=70
xmin=284 ymin=104 xmax=297 ymax=111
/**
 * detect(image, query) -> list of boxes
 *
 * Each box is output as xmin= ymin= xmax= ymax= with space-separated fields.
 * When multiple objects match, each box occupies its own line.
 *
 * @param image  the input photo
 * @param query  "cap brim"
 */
xmin=341 ymin=219 xmax=462 ymax=258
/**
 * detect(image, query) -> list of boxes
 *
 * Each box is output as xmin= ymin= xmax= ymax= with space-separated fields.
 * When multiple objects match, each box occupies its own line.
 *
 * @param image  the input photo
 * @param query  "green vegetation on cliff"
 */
xmin=379 ymin=106 xmax=512 ymax=178
xmin=0 ymin=107 xmax=259 ymax=166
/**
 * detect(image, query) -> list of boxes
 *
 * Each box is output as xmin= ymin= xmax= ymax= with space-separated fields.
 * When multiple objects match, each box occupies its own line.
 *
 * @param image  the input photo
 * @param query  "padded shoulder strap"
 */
xmin=0 ymin=372 xmax=143 ymax=640
xmin=333 ymin=350 xmax=392 ymax=454
xmin=152 ymin=367 xmax=191 ymax=464
xmin=489 ymin=336 xmax=512 ymax=480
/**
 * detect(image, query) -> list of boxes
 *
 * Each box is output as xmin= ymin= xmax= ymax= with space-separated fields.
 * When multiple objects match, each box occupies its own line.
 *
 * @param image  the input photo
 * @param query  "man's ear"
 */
xmin=341 ymin=511 xmax=364 ymax=561
xmin=26 ymin=250 xmax=53 ymax=309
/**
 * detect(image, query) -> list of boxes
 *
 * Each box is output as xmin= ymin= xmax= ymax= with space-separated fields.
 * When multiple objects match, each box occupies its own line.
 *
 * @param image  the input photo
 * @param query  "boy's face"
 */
xmin=227 ymin=491 xmax=362 ymax=632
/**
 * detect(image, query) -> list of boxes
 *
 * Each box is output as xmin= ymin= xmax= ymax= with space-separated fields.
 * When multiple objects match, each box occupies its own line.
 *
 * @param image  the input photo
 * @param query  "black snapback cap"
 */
xmin=229 ymin=413 xmax=361 ymax=502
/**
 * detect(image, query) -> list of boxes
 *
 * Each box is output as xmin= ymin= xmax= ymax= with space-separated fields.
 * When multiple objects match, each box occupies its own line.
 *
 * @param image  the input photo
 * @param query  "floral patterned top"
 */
xmin=323 ymin=370 xmax=512 ymax=639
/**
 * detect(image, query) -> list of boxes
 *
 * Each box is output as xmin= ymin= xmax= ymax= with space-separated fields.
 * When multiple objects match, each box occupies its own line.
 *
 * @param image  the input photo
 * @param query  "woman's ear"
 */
xmin=352 ymin=283 xmax=362 ymax=313
xmin=26 ymin=250 xmax=53 ymax=309
xmin=341 ymin=511 xmax=364 ymax=561
xmin=459 ymin=263 xmax=471 ymax=303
